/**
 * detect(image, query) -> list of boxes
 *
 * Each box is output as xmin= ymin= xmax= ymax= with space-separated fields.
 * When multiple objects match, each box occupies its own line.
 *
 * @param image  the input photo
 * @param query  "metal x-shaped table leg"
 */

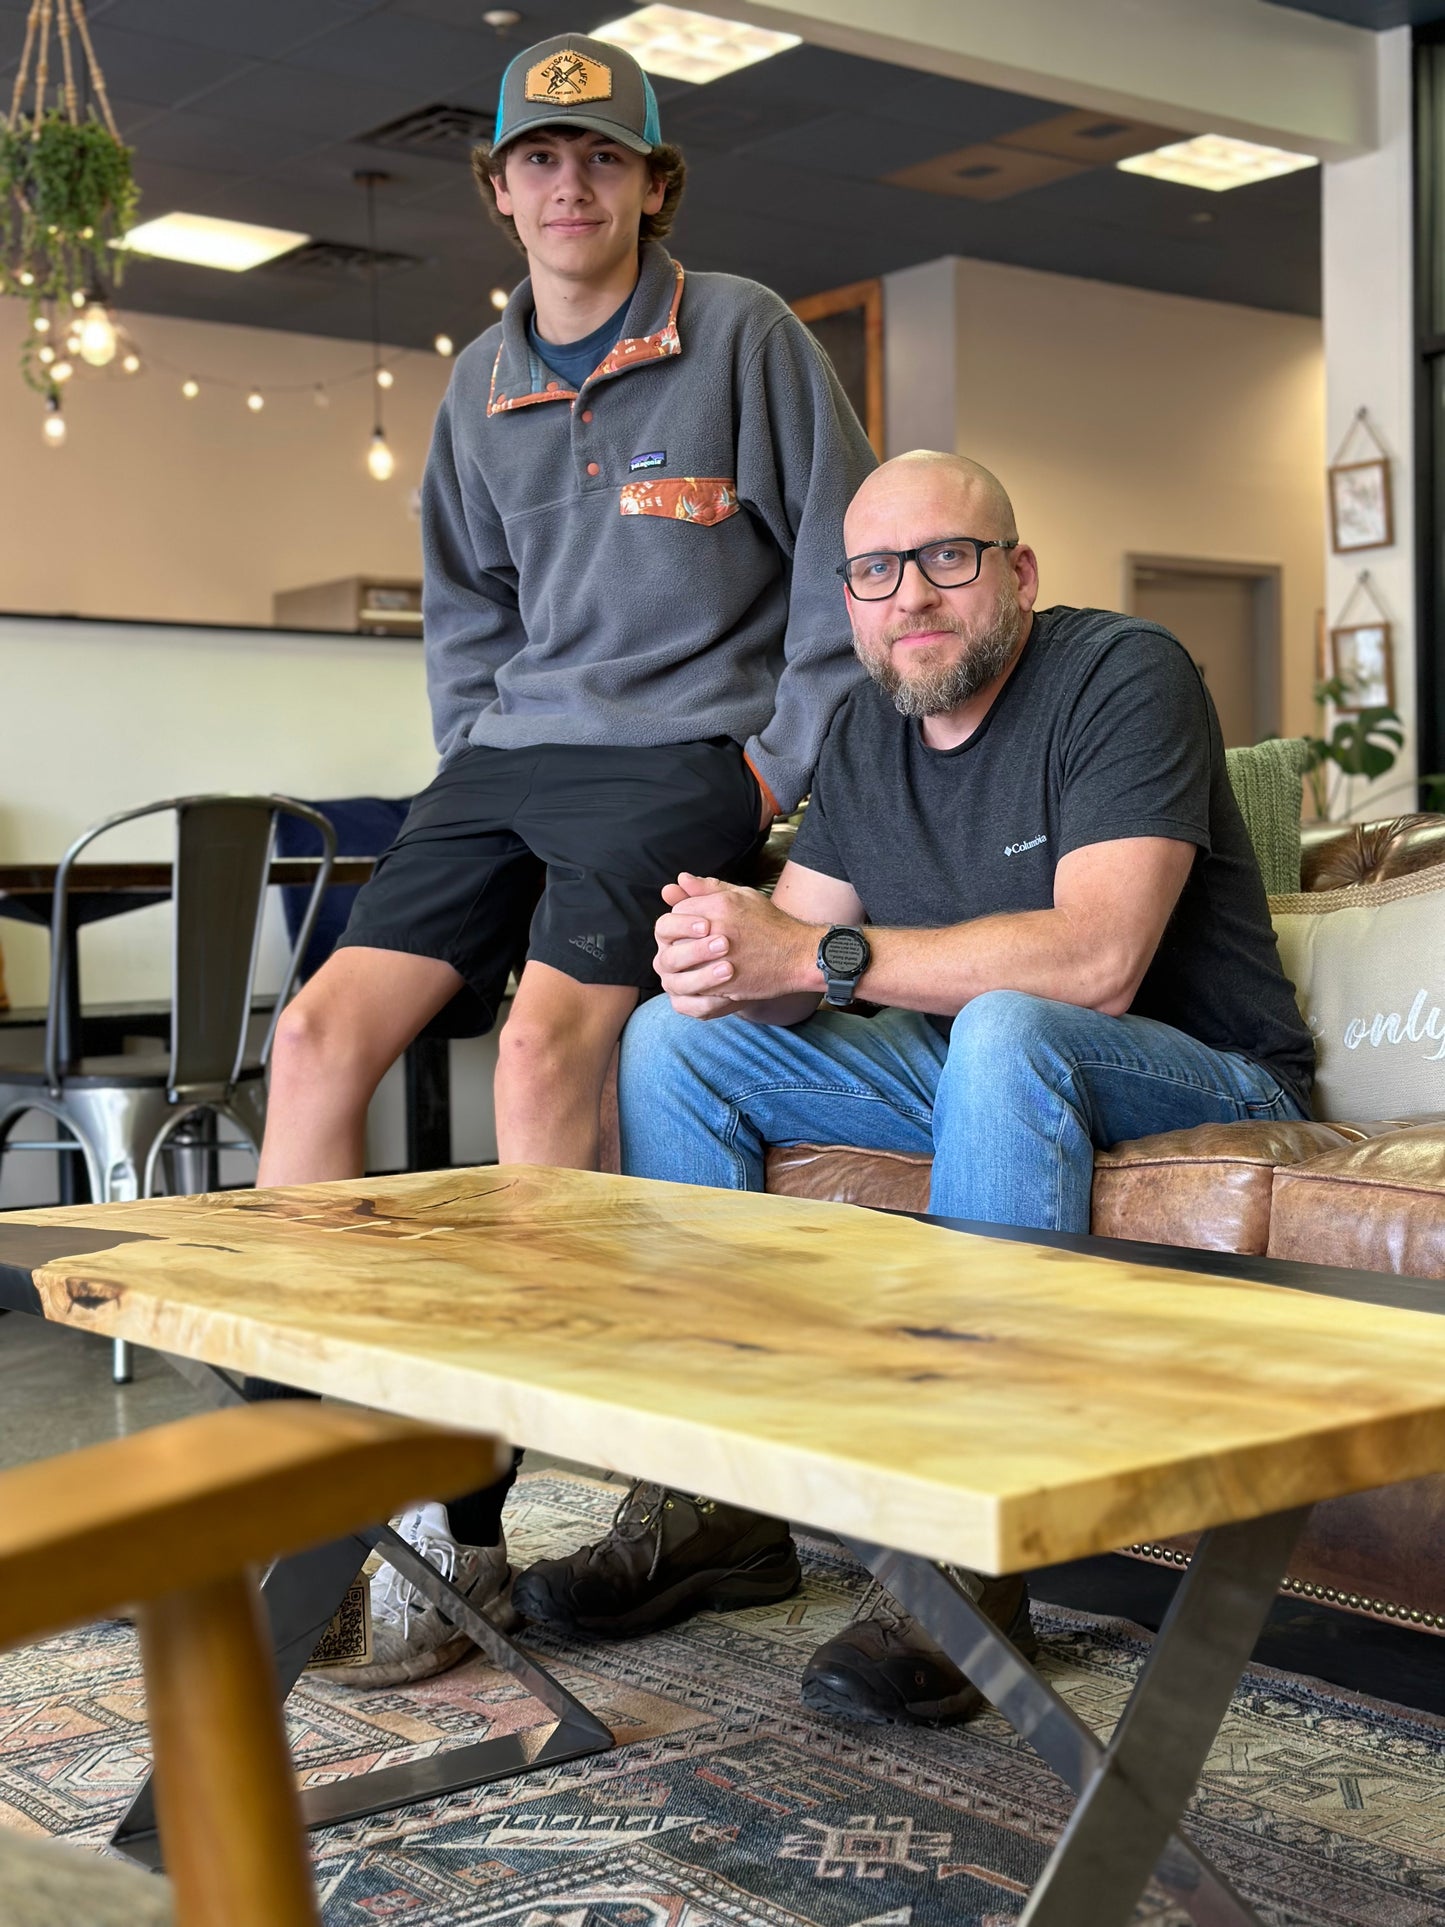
xmin=113 ymin=1363 xmax=614 ymax=1866
xmin=845 ymin=1504 xmax=1309 ymax=1927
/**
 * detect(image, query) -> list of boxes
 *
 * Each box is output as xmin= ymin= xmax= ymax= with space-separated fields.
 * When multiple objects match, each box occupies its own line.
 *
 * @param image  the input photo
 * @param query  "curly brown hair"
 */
xmin=471 ymin=132 xmax=686 ymax=255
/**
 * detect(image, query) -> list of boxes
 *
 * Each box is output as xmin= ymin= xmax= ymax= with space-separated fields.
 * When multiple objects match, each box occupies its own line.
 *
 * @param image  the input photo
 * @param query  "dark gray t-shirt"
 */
xmin=791 ymin=605 xmax=1314 ymax=1110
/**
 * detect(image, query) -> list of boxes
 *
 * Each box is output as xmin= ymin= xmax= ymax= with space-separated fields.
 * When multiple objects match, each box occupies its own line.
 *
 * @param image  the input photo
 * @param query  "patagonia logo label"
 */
xmin=629 ymin=450 xmax=666 ymax=471
xmin=1003 ymin=833 xmax=1048 ymax=857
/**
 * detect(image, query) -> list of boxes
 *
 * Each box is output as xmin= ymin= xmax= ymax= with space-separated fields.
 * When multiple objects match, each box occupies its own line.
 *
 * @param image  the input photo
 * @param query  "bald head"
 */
xmin=845 ymin=450 xmax=1018 ymax=550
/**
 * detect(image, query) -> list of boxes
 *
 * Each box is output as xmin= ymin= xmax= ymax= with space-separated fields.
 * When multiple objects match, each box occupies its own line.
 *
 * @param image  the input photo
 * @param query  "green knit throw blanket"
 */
xmin=1224 ymin=737 xmax=1310 ymax=895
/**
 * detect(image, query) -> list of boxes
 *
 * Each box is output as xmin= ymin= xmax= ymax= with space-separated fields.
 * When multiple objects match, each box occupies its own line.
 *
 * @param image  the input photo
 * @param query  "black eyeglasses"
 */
xmin=836 ymin=536 xmax=1018 ymax=600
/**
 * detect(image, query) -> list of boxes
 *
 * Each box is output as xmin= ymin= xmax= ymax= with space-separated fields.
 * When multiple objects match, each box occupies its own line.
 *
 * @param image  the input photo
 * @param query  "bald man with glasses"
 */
xmin=567 ymin=448 xmax=1314 ymax=1727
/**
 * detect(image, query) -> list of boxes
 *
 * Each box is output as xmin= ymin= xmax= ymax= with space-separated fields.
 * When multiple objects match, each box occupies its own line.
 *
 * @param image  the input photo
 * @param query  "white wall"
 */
xmin=1321 ymin=26 xmax=1416 ymax=819
xmin=883 ymin=255 xmax=1327 ymax=735
xmin=0 ymin=300 xmax=452 ymax=628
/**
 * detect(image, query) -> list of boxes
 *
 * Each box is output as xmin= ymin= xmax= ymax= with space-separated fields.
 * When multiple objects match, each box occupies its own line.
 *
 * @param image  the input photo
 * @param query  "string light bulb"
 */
xmin=18 ymin=269 xmax=34 ymax=287
xmin=376 ymin=366 xmax=394 ymax=389
xmin=489 ymin=287 xmax=508 ymax=311
xmin=121 ymin=352 xmax=141 ymax=374
xmin=36 ymin=344 xmax=54 ymax=365
xmin=70 ymin=288 xmax=86 ymax=309
xmin=434 ymin=333 xmax=454 ymax=357
xmin=33 ymin=314 xmax=49 ymax=334
xmin=367 ymin=428 xmax=395 ymax=481
xmin=182 ymin=378 xmax=199 ymax=399
xmin=42 ymin=395 xmax=65 ymax=445
xmin=246 ymin=389 xmax=264 ymax=412
xmin=65 ymin=333 xmax=81 ymax=354
xmin=77 ymin=301 xmax=118 ymax=366
xmin=50 ymin=359 xmax=73 ymax=383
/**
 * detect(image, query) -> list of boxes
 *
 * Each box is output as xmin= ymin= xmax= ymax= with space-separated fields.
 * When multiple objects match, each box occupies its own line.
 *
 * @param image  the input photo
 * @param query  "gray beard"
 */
xmin=857 ymin=592 xmax=1022 ymax=718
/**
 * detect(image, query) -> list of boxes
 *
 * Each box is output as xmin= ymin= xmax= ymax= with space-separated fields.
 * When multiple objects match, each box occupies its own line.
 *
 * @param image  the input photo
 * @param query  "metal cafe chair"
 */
xmin=0 ymin=796 xmax=335 ymax=1384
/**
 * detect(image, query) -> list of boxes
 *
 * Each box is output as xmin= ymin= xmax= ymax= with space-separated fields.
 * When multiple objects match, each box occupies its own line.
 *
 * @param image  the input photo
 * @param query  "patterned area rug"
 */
xmin=4 ymin=1468 xmax=1445 ymax=1926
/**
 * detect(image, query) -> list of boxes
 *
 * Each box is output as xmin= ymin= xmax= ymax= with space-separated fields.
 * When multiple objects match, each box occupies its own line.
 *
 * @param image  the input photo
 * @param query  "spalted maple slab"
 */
xmin=4 ymin=1167 xmax=1445 ymax=1574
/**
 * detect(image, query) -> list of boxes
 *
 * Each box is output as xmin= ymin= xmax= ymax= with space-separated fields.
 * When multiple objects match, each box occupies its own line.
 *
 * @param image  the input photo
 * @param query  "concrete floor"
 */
xmin=0 ymin=1313 xmax=211 ymax=1472
xmin=0 ymin=1309 xmax=612 ymax=1488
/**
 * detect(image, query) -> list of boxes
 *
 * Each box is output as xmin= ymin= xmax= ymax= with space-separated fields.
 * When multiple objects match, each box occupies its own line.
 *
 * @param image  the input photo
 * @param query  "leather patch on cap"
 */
xmin=526 ymin=49 xmax=613 ymax=104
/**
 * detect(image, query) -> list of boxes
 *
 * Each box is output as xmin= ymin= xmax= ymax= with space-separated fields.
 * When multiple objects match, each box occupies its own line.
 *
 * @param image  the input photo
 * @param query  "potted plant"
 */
xmin=0 ymin=0 xmax=137 ymax=392
xmin=1302 ymin=675 xmax=1406 ymax=822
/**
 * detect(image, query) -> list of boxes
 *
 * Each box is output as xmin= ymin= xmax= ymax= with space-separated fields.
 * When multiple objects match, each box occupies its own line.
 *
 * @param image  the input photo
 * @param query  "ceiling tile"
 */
xmin=81 ymin=23 xmax=261 ymax=108
xmin=96 ymin=0 xmax=390 ymax=60
xmin=182 ymin=63 xmax=424 ymax=139
xmin=131 ymin=109 xmax=327 ymax=173
xmin=884 ymin=143 xmax=1088 ymax=202
xmin=279 ymin=13 xmax=507 ymax=91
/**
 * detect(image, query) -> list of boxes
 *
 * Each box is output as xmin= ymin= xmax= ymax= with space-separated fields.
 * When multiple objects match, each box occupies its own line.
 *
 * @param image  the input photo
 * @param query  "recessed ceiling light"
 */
xmin=591 ymin=4 xmax=800 ymax=84
xmin=1117 ymin=134 xmax=1317 ymax=192
xmin=115 ymin=212 xmax=311 ymax=272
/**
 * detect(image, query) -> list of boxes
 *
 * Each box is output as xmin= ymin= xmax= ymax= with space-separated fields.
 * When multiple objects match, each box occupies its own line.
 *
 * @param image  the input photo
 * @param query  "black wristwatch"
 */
xmin=816 ymin=924 xmax=871 ymax=1007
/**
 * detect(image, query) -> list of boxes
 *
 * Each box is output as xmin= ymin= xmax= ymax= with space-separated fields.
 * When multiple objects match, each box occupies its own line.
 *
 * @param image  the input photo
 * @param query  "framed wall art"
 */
xmin=1329 ymin=458 xmax=1393 ymax=554
xmin=1328 ymin=618 xmax=1394 ymax=710
xmin=1327 ymin=408 xmax=1394 ymax=554
xmin=791 ymin=278 xmax=884 ymax=458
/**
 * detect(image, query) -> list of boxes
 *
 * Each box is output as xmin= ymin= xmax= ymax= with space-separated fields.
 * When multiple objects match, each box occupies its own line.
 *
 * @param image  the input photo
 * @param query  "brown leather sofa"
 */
xmin=763 ymin=816 xmax=1445 ymax=1639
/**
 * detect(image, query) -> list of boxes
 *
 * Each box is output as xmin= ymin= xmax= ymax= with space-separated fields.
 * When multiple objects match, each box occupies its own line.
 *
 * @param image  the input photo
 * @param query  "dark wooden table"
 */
xmin=0 ymin=859 xmax=452 ymax=1190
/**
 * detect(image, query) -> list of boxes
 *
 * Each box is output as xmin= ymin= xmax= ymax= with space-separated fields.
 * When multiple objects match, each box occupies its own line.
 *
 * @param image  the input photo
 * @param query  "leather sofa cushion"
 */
xmin=769 ymin=1120 xmax=1376 ymax=1253
xmin=1091 ymin=1119 xmax=1365 ymax=1254
xmin=1129 ymin=1469 xmax=1445 ymax=1636
xmin=766 ymin=1144 xmax=930 ymax=1213
xmin=1268 ymin=1120 xmax=1445 ymax=1275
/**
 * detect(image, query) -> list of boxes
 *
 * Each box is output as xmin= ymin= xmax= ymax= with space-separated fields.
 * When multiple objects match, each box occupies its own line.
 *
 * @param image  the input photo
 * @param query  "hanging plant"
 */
xmin=0 ymin=0 xmax=138 ymax=393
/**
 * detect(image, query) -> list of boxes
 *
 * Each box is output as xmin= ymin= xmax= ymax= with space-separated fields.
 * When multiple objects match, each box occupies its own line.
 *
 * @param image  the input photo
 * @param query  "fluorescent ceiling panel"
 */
xmin=1117 ymin=133 xmax=1318 ymax=192
xmin=115 ymin=212 xmax=311 ymax=271
xmin=592 ymin=4 xmax=800 ymax=84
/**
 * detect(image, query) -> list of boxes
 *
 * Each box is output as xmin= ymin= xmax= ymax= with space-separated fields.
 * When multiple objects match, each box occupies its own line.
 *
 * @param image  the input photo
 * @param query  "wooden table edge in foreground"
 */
xmin=3 ymin=1166 xmax=1442 ymax=1927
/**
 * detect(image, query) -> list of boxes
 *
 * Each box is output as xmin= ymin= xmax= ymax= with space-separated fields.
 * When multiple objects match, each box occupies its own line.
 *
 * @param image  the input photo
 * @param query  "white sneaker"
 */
xmin=326 ymin=1501 xmax=517 ymax=1689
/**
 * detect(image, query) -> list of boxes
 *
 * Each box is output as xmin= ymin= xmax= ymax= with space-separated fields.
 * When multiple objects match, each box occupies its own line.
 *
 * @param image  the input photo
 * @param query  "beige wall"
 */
xmin=884 ymin=255 xmax=1326 ymax=737
xmin=0 ymin=300 xmax=453 ymax=627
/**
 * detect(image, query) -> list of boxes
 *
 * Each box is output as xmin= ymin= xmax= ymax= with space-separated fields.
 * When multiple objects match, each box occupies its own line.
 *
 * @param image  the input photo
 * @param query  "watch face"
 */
xmin=821 ymin=927 xmax=868 ymax=975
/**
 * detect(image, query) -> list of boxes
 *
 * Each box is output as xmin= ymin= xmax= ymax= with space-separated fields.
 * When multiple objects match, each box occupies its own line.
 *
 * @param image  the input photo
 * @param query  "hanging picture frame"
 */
xmin=1327 ymin=570 xmax=1395 ymax=710
xmin=1328 ymin=620 xmax=1394 ymax=710
xmin=1327 ymin=409 xmax=1394 ymax=553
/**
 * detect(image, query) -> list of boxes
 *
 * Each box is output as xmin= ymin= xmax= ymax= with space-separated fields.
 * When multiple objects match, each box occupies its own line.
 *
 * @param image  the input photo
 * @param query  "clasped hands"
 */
xmin=653 ymin=873 xmax=816 ymax=1018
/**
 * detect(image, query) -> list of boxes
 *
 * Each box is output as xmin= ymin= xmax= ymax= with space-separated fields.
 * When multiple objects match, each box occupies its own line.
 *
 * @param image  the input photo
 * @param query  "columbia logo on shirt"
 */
xmin=1003 ymin=833 xmax=1048 ymax=856
xmin=569 ymin=933 xmax=607 ymax=960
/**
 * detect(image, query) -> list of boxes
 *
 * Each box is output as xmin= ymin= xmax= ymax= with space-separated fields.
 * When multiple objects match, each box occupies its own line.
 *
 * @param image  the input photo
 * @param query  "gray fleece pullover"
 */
xmin=420 ymin=243 xmax=877 ymax=813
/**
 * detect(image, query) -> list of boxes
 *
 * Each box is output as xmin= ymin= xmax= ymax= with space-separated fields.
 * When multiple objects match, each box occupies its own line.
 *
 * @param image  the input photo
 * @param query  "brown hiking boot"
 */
xmin=513 ymin=1481 xmax=801 ymax=1637
xmin=801 ymin=1572 xmax=1035 ymax=1725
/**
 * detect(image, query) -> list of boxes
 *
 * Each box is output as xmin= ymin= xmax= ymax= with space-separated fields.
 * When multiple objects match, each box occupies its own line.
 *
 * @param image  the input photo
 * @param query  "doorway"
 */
xmin=1127 ymin=557 xmax=1282 ymax=747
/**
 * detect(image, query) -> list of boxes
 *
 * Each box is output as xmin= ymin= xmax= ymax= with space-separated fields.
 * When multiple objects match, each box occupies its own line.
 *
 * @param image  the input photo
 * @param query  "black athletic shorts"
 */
xmin=336 ymin=738 xmax=765 ymax=1036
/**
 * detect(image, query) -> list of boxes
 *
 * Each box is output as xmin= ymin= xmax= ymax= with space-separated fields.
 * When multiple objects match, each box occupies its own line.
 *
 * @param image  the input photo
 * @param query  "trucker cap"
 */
xmin=492 ymin=33 xmax=661 ymax=156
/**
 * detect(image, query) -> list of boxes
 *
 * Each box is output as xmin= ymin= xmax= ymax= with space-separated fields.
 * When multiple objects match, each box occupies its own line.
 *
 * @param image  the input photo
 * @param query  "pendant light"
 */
xmin=356 ymin=171 xmax=394 ymax=482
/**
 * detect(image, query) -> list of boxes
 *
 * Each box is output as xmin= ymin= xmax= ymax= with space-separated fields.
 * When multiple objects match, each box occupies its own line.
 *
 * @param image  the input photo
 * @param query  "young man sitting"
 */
xmin=257 ymin=32 xmax=876 ymax=1685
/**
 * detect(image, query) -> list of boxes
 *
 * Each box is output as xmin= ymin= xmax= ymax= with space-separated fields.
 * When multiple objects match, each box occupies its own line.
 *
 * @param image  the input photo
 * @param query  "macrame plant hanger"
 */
xmin=8 ymin=0 xmax=121 ymax=145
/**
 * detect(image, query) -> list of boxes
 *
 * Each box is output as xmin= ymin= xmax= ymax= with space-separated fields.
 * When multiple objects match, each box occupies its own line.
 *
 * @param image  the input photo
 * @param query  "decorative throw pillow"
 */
xmin=1269 ymin=869 xmax=1445 ymax=1120
xmin=1225 ymin=737 xmax=1310 ymax=896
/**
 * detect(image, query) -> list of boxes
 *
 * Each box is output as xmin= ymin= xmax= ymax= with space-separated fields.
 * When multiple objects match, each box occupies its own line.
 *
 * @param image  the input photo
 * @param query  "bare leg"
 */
xmin=494 ymin=962 xmax=638 ymax=1170
xmin=259 ymin=948 xmax=465 ymax=1186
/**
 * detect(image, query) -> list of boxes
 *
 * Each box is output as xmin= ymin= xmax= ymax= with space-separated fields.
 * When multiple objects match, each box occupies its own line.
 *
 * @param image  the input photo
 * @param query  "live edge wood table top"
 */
xmin=5 ymin=1167 xmax=1445 ymax=1579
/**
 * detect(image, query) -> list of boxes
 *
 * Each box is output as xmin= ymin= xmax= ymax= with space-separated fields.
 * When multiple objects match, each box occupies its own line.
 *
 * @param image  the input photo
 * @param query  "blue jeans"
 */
xmin=618 ymin=990 xmax=1305 ymax=1232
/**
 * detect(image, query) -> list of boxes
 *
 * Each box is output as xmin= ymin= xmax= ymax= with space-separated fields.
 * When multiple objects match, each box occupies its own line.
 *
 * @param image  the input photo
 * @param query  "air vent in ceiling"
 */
xmin=361 ymin=102 xmax=495 ymax=161
xmin=266 ymin=239 xmax=422 ymax=278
